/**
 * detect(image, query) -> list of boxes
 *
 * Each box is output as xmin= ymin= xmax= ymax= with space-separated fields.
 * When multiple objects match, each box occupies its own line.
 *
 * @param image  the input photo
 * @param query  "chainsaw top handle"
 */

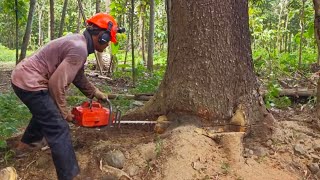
xmin=87 ymin=99 xmax=103 ymax=109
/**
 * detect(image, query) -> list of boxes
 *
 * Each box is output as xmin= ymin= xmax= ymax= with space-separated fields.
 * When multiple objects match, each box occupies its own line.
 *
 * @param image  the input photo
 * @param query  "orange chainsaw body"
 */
xmin=71 ymin=101 xmax=114 ymax=127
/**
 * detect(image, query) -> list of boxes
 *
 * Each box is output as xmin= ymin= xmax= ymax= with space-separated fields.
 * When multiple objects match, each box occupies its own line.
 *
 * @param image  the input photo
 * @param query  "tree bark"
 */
xmin=124 ymin=0 xmax=274 ymax=139
xmin=59 ymin=0 xmax=68 ymax=38
xmin=50 ymin=0 xmax=55 ymax=40
xmin=313 ymin=0 xmax=320 ymax=117
xmin=19 ymin=0 xmax=36 ymax=62
xmin=317 ymin=77 xmax=320 ymax=117
xmin=147 ymin=0 xmax=155 ymax=72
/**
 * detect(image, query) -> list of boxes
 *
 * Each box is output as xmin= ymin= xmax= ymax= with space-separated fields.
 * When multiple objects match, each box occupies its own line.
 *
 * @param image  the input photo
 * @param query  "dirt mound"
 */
xmin=148 ymin=123 xmax=299 ymax=180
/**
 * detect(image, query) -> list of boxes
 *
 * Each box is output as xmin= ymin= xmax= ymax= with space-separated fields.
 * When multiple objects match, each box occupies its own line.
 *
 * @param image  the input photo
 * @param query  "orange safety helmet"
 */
xmin=86 ymin=13 xmax=118 ymax=43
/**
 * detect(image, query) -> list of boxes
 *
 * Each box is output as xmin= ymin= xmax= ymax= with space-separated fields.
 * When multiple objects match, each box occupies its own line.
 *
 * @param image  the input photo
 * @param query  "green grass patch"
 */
xmin=0 ymin=44 xmax=33 ymax=62
xmin=0 ymin=93 xmax=30 ymax=148
xmin=0 ymin=45 xmax=17 ymax=62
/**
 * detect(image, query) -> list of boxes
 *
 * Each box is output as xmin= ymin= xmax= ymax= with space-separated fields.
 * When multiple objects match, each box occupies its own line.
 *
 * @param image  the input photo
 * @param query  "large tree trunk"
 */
xmin=19 ymin=0 xmax=36 ymax=62
xmin=58 ymin=0 xmax=68 ymax=37
xmin=124 ymin=0 xmax=273 ymax=138
xmin=50 ymin=0 xmax=55 ymax=40
xmin=147 ymin=0 xmax=155 ymax=72
xmin=314 ymin=0 xmax=320 ymax=65
xmin=313 ymin=0 xmax=320 ymax=117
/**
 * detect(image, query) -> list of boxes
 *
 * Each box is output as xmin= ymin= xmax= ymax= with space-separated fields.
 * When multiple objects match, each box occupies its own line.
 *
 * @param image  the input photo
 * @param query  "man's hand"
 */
xmin=66 ymin=112 xmax=74 ymax=122
xmin=94 ymin=89 xmax=108 ymax=101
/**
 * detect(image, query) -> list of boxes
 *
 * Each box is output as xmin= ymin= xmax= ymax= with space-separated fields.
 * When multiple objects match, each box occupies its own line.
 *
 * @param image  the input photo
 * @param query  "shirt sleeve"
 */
xmin=48 ymin=56 xmax=85 ymax=119
xmin=72 ymin=67 xmax=97 ymax=98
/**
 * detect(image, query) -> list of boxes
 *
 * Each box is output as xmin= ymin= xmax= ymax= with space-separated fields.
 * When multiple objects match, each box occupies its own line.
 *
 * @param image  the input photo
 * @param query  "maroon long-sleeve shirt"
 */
xmin=11 ymin=33 xmax=97 ymax=118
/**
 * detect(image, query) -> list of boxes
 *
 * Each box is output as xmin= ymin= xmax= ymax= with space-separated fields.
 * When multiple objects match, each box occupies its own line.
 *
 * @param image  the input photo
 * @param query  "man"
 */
xmin=11 ymin=13 xmax=123 ymax=180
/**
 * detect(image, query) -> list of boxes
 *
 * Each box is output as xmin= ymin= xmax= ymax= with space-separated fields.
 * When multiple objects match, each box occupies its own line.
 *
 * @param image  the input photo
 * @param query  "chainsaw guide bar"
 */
xmin=116 ymin=120 xmax=157 ymax=124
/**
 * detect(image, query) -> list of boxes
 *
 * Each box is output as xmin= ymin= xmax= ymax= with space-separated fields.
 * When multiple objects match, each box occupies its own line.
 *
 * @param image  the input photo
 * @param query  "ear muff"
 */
xmin=98 ymin=21 xmax=113 ymax=45
xmin=98 ymin=31 xmax=111 ymax=45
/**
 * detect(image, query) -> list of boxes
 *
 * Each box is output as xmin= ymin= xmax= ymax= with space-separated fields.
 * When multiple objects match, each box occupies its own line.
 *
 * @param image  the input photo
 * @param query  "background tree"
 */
xmin=58 ymin=0 xmax=68 ymax=38
xmin=15 ymin=0 xmax=19 ymax=62
xmin=298 ymin=0 xmax=306 ymax=69
xmin=105 ymin=0 xmax=110 ymax=13
xmin=96 ymin=0 xmax=101 ymax=13
xmin=147 ymin=0 xmax=154 ymax=72
xmin=138 ymin=1 xmax=146 ymax=64
xmin=131 ymin=0 xmax=136 ymax=85
xmin=94 ymin=0 xmax=109 ymax=73
xmin=19 ymin=0 xmax=36 ymax=62
xmin=49 ymin=0 xmax=55 ymax=40
xmin=37 ymin=0 xmax=44 ymax=47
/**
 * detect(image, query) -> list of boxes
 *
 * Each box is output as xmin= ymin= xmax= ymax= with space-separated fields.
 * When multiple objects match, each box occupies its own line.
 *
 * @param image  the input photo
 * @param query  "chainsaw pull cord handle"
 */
xmin=89 ymin=99 xmax=93 ymax=110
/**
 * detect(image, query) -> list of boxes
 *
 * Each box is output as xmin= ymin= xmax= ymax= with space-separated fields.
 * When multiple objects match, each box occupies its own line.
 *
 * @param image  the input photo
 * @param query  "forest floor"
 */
xmin=1 ymin=62 xmax=320 ymax=180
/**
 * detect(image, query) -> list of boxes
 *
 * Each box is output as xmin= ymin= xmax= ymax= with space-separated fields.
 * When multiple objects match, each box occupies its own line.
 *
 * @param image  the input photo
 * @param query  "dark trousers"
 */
xmin=12 ymin=83 xmax=80 ymax=180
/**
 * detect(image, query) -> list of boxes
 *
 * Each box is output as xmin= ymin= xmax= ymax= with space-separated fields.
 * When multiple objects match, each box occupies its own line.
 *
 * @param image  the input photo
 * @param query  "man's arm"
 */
xmin=72 ymin=67 xmax=97 ymax=98
xmin=73 ymin=67 xmax=109 ymax=101
xmin=48 ymin=57 xmax=85 ymax=119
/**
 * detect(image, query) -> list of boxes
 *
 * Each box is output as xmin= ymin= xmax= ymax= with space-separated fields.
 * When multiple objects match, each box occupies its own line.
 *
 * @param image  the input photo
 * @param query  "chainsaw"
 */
xmin=71 ymin=99 xmax=157 ymax=128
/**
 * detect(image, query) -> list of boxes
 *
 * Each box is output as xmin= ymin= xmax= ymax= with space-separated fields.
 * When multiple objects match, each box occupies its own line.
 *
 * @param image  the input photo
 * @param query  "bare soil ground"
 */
xmin=1 ymin=63 xmax=320 ymax=180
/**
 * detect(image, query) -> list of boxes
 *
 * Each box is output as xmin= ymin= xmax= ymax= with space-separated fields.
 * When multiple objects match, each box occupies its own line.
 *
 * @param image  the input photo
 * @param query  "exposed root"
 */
xmin=247 ymin=104 xmax=277 ymax=142
xmin=122 ymin=93 xmax=166 ymax=120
